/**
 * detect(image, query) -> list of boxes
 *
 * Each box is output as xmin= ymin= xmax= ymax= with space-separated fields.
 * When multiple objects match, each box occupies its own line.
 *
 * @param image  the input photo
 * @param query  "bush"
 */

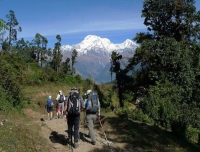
xmin=64 ymin=75 xmax=77 ymax=84
xmin=0 ymin=86 xmax=13 ymax=111
xmin=139 ymin=80 xmax=183 ymax=130
xmin=185 ymin=125 xmax=200 ymax=143
xmin=0 ymin=56 xmax=23 ymax=108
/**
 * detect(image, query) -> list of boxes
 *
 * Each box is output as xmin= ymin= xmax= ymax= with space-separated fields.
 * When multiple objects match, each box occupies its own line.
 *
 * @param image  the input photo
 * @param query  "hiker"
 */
xmin=84 ymin=90 xmax=101 ymax=145
xmin=56 ymin=90 xmax=65 ymax=118
xmin=64 ymin=88 xmax=85 ymax=149
xmin=46 ymin=95 xmax=53 ymax=120
xmin=55 ymin=100 xmax=60 ymax=118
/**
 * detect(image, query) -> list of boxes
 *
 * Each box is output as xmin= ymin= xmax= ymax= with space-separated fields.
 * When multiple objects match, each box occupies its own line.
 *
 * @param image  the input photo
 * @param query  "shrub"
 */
xmin=64 ymin=75 xmax=77 ymax=84
xmin=139 ymin=80 xmax=183 ymax=130
xmin=185 ymin=125 xmax=200 ymax=143
xmin=0 ymin=86 xmax=13 ymax=111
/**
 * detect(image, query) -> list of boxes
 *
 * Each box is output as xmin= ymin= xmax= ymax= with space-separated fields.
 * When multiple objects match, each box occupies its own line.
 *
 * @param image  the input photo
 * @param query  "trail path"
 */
xmin=24 ymin=108 xmax=132 ymax=152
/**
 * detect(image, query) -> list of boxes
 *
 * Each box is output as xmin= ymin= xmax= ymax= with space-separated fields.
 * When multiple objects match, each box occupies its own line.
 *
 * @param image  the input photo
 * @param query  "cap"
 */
xmin=49 ymin=96 xmax=51 ymax=99
xmin=71 ymin=88 xmax=77 ymax=91
xmin=85 ymin=90 xmax=92 ymax=95
xmin=59 ymin=90 xmax=62 ymax=93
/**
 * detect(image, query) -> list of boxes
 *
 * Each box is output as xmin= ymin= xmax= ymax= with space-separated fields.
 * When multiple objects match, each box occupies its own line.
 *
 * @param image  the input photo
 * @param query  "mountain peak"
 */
xmin=61 ymin=35 xmax=138 ymax=55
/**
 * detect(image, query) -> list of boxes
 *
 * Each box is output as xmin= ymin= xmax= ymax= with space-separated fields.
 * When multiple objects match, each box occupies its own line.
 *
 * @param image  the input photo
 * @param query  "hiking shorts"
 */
xmin=58 ymin=102 xmax=64 ymax=112
xmin=47 ymin=106 xmax=53 ymax=113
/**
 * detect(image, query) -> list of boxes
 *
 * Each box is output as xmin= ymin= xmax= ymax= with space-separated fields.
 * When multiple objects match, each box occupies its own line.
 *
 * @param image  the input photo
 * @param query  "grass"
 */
xmin=98 ymin=111 xmax=200 ymax=152
xmin=0 ymin=109 xmax=50 ymax=152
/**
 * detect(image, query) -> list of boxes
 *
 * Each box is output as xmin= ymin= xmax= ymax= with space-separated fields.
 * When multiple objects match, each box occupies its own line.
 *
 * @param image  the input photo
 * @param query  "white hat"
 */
xmin=86 ymin=90 xmax=92 ymax=95
xmin=49 ymin=96 xmax=51 ymax=99
xmin=59 ymin=90 xmax=62 ymax=93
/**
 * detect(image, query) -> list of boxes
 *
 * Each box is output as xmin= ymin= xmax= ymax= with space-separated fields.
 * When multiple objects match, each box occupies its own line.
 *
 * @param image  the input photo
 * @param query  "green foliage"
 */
xmin=140 ymin=0 xmax=199 ymax=42
xmin=123 ymin=0 xmax=200 ymax=140
xmin=64 ymin=75 xmax=78 ymax=84
xmin=0 ymin=19 xmax=8 ymax=30
xmin=0 ymin=55 xmax=23 ymax=108
xmin=82 ymin=78 xmax=94 ymax=94
xmin=185 ymin=125 xmax=200 ymax=143
xmin=74 ymin=74 xmax=82 ymax=83
xmin=0 ymin=86 xmax=13 ymax=111
xmin=140 ymin=80 xmax=183 ymax=129
xmin=116 ymin=102 xmax=152 ymax=124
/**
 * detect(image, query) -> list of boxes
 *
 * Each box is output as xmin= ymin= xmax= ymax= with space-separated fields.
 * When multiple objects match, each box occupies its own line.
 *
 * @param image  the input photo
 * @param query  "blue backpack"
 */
xmin=46 ymin=99 xmax=52 ymax=107
xmin=86 ymin=91 xmax=99 ymax=113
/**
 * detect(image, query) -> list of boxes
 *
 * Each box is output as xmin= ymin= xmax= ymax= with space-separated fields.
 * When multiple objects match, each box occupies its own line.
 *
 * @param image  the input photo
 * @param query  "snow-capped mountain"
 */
xmin=61 ymin=35 xmax=138 ymax=83
xmin=61 ymin=35 xmax=138 ymax=55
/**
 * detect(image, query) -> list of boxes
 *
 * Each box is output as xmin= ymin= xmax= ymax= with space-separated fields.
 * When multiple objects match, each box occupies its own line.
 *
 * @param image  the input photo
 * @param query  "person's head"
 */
xmin=71 ymin=87 xmax=79 ymax=93
xmin=49 ymin=95 xmax=51 ymax=99
xmin=59 ymin=90 xmax=62 ymax=94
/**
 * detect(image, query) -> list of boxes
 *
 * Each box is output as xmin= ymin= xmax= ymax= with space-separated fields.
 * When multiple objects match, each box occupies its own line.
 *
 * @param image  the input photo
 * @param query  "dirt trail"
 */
xmin=24 ymin=108 xmax=129 ymax=152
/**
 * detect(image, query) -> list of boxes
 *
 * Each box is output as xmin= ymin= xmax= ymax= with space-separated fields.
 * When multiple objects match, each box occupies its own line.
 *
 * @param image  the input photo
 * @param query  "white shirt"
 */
xmin=56 ymin=93 xmax=65 ymax=101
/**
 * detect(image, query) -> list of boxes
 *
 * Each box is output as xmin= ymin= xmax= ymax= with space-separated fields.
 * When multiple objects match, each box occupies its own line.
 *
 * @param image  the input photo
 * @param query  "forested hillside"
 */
xmin=1 ymin=0 xmax=200 ymax=151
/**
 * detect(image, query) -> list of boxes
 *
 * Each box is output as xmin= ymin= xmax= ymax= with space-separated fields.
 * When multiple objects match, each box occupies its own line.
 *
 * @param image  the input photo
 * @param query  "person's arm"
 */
xmin=80 ymin=96 xmax=85 ymax=111
xmin=63 ymin=94 xmax=66 ymax=101
xmin=56 ymin=94 xmax=60 ymax=101
xmin=64 ymin=96 xmax=69 ymax=112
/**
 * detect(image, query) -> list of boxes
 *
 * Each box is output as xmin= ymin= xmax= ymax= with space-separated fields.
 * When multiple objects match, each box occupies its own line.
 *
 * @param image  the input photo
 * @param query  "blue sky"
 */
xmin=0 ymin=0 xmax=200 ymax=48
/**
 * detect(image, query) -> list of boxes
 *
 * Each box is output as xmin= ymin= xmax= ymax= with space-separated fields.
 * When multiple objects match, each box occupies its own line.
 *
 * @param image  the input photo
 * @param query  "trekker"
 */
xmin=55 ymin=100 xmax=60 ymax=118
xmin=56 ymin=90 xmax=65 ymax=118
xmin=64 ymin=88 xmax=85 ymax=149
xmin=46 ymin=95 xmax=53 ymax=120
xmin=85 ymin=90 xmax=101 ymax=145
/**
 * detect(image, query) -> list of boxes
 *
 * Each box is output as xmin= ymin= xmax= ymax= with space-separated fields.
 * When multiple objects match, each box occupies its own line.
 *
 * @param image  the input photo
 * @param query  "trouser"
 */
xmin=67 ymin=113 xmax=80 ymax=143
xmin=86 ymin=114 xmax=97 ymax=142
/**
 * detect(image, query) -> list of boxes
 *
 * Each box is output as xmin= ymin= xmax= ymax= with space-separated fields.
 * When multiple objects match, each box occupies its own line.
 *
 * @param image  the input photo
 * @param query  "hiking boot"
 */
xmin=91 ymin=141 xmax=96 ymax=145
xmin=74 ymin=142 xmax=79 ymax=149
xmin=67 ymin=138 xmax=72 ymax=144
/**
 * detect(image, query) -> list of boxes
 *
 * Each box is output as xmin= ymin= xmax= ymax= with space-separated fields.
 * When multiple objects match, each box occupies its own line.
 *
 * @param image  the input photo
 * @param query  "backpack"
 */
xmin=86 ymin=91 xmax=99 ymax=113
xmin=47 ymin=99 xmax=52 ymax=107
xmin=59 ymin=94 xmax=64 ymax=103
xmin=67 ymin=92 xmax=80 ymax=115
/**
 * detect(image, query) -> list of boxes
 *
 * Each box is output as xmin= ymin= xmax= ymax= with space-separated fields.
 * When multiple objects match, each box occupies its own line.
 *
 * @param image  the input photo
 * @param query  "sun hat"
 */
xmin=85 ymin=90 xmax=92 ymax=95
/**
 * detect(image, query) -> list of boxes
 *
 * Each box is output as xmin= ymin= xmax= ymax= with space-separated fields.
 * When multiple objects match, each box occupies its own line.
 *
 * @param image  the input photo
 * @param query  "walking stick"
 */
xmin=99 ymin=119 xmax=110 ymax=146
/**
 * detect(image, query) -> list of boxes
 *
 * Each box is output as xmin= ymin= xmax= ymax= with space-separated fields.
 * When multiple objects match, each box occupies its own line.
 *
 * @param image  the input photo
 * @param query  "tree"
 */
xmin=140 ymin=0 xmax=200 ymax=42
xmin=52 ymin=35 xmax=62 ymax=72
xmin=61 ymin=57 xmax=71 ymax=75
xmin=0 ymin=19 xmax=8 ymax=30
xmin=40 ymin=36 xmax=48 ymax=67
xmin=16 ymin=38 xmax=34 ymax=62
xmin=0 ymin=19 xmax=7 ymax=51
xmin=110 ymin=51 xmax=124 ymax=107
xmin=32 ymin=33 xmax=49 ymax=67
xmin=71 ymin=49 xmax=78 ymax=75
xmin=6 ymin=10 xmax=22 ymax=50
xmin=123 ymin=0 xmax=200 ymax=137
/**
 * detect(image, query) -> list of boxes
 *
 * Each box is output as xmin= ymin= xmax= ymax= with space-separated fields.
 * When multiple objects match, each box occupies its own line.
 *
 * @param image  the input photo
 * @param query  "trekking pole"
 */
xmin=99 ymin=119 xmax=110 ymax=146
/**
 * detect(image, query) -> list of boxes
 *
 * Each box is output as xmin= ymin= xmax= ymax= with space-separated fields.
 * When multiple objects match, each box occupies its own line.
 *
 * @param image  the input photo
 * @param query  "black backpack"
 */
xmin=87 ymin=91 xmax=99 ymax=113
xmin=59 ymin=94 xmax=64 ymax=103
xmin=68 ymin=92 xmax=80 ymax=115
